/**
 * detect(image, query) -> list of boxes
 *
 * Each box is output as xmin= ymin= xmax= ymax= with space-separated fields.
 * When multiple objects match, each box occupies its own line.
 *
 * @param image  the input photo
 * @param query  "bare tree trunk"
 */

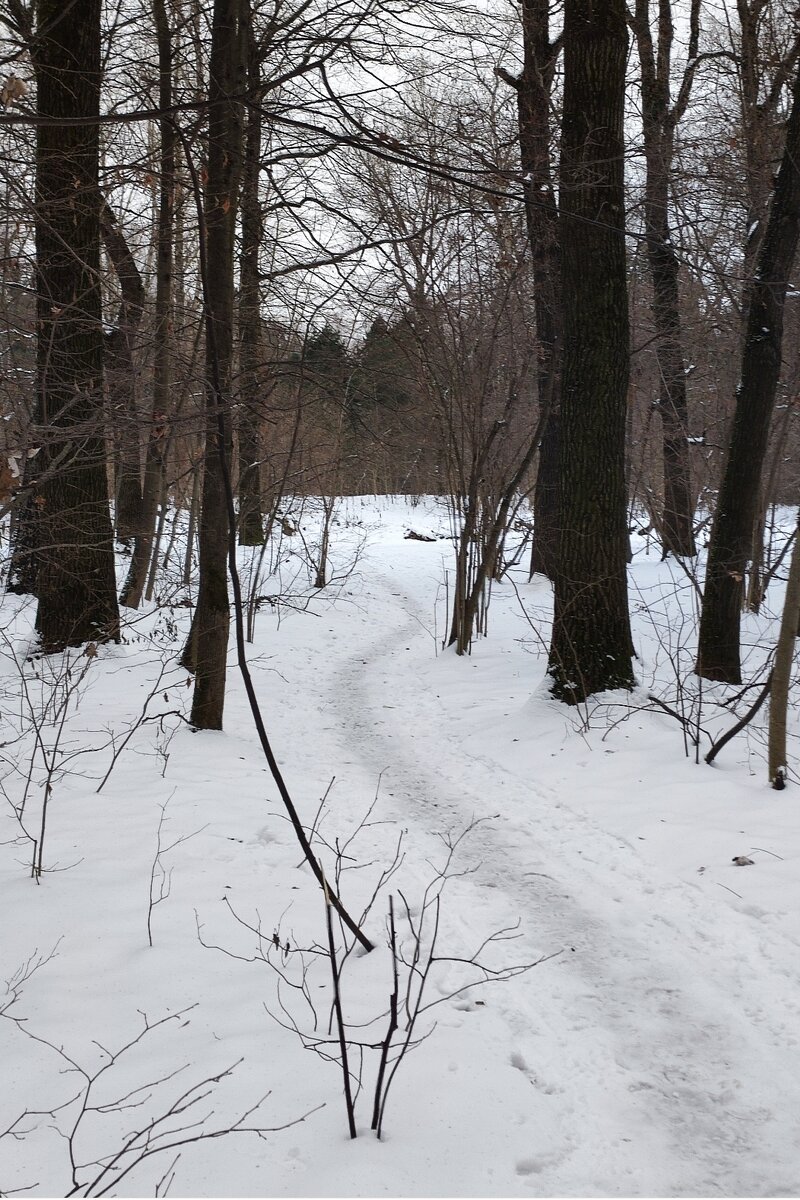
xmin=31 ymin=0 xmax=119 ymax=651
xmin=696 ymin=59 xmax=800 ymax=683
xmin=548 ymin=0 xmax=634 ymax=704
xmin=737 ymin=1 xmax=800 ymax=329
xmin=518 ymin=1 xmax=561 ymax=581
xmin=735 ymin=3 xmax=800 ymax=604
xmin=746 ymin=402 xmax=791 ymax=613
xmin=184 ymin=0 xmax=244 ymax=729
xmin=498 ymin=0 xmax=562 ymax=580
xmin=237 ymin=8 xmax=265 ymax=546
xmin=120 ymin=0 xmax=175 ymax=609
xmin=100 ymin=200 xmax=145 ymax=543
xmin=768 ymin=509 xmax=800 ymax=788
xmin=183 ymin=449 xmax=202 ymax=590
xmin=631 ymin=0 xmax=699 ymax=559
xmin=145 ymin=480 xmax=169 ymax=603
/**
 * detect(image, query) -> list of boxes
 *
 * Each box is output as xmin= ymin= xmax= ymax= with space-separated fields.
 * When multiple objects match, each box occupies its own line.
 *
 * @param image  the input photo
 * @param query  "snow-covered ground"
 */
xmin=2 ymin=496 xmax=800 ymax=1197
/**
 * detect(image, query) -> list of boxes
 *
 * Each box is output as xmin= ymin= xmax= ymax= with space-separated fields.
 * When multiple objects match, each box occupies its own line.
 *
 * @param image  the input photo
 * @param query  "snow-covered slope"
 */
xmin=2 ymin=497 xmax=799 ymax=1197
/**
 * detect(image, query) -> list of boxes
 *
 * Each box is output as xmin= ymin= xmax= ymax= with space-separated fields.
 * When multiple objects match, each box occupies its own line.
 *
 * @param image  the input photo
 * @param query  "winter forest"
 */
xmin=1 ymin=0 xmax=800 ymax=1195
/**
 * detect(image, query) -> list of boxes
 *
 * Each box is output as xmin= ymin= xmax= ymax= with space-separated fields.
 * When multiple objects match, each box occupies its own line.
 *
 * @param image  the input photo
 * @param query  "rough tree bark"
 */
xmin=31 ymin=0 xmax=119 ymax=651
xmin=548 ymin=0 xmax=634 ymax=704
xmin=183 ymin=0 xmax=244 ymax=729
xmin=696 ymin=58 xmax=800 ymax=684
xmin=631 ymin=0 xmax=699 ymax=559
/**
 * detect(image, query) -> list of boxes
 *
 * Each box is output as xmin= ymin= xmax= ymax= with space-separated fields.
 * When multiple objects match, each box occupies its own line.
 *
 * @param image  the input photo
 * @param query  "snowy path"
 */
xmin=3 ymin=502 xmax=800 ymax=1198
xmin=321 ymin=547 xmax=800 ymax=1197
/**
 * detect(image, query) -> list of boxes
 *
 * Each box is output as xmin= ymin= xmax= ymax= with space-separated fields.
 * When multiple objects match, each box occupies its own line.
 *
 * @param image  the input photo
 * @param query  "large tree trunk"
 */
xmin=548 ymin=0 xmax=634 ymax=704
xmin=696 ymin=60 xmax=800 ymax=684
xmin=120 ymin=0 xmax=175 ymax=609
xmin=31 ymin=0 xmax=119 ymax=651
xmin=237 ymin=10 xmax=265 ymax=547
xmin=632 ymin=0 xmax=698 ymax=559
xmin=184 ymin=0 xmax=244 ymax=729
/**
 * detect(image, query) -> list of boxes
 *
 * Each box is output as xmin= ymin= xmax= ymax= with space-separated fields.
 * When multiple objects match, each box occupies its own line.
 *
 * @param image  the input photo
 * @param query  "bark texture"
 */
xmin=186 ymin=0 xmax=244 ymax=729
xmin=32 ymin=0 xmax=119 ymax=651
xmin=548 ymin=0 xmax=634 ymax=703
xmin=696 ymin=60 xmax=800 ymax=683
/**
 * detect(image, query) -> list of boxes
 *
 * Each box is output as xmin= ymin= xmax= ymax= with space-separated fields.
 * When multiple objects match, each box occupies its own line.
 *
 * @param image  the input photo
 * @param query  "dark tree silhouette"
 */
xmin=548 ymin=0 xmax=634 ymax=704
xmin=498 ymin=0 xmax=562 ymax=581
xmin=121 ymin=0 xmax=176 ymax=610
xmin=184 ymin=0 xmax=244 ymax=728
xmin=696 ymin=57 xmax=800 ymax=684
xmin=30 ymin=0 xmax=119 ymax=651
xmin=631 ymin=0 xmax=699 ymax=559
xmin=237 ymin=2 xmax=266 ymax=547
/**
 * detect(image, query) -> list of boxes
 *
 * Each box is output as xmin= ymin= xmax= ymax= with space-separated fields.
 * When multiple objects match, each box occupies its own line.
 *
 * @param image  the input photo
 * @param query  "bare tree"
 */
xmin=120 ymin=0 xmax=176 ymax=610
xmin=767 ymin=507 xmax=800 ymax=788
xmin=182 ymin=0 xmax=245 ymax=729
xmin=697 ymin=54 xmax=800 ymax=683
xmin=630 ymin=0 xmax=700 ymax=559
xmin=28 ymin=0 xmax=120 ymax=651
xmin=498 ymin=0 xmax=563 ymax=581
xmin=237 ymin=0 xmax=267 ymax=546
xmin=548 ymin=0 xmax=634 ymax=704
xmin=101 ymin=198 xmax=146 ymax=544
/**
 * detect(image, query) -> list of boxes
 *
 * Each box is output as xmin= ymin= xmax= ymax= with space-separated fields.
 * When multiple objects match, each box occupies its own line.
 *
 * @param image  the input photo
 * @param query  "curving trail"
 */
xmin=321 ymin=545 xmax=800 ymax=1197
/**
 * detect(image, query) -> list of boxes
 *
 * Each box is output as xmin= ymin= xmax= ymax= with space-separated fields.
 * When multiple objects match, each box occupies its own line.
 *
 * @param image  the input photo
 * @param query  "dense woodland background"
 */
xmin=0 ymin=0 xmax=799 ymax=744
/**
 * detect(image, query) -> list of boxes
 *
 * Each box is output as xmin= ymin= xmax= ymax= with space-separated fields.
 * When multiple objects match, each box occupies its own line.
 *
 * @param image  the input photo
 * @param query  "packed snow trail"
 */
xmin=4 ymin=500 xmax=800 ymax=1198
xmin=317 ymin=539 xmax=800 ymax=1197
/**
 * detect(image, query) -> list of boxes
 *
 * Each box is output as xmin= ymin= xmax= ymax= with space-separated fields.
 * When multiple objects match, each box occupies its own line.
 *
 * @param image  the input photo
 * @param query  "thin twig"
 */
xmin=705 ymin=671 xmax=773 ymax=765
xmin=371 ymin=895 xmax=398 ymax=1133
xmin=322 ymin=873 xmax=357 ymax=1139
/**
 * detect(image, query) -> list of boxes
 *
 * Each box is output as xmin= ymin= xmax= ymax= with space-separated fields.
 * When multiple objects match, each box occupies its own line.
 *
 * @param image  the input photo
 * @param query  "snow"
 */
xmin=2 ymin=496 xmax=800 ymax=1197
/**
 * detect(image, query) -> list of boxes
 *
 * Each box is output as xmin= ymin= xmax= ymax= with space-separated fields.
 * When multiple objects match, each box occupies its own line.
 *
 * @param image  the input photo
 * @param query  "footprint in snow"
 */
xmin=516 ymin=1157 xmax=546 ymax=1176
xmin=510 ymin=1050 xmax=561 ymax=1094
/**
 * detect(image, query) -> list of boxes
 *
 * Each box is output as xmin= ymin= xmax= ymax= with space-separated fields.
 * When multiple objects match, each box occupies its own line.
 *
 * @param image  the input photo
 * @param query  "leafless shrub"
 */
xmin=200 ymin=807 xmax=556 ymax=1141
xmin=1 ymin=988 xmax=320 ymax=1197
